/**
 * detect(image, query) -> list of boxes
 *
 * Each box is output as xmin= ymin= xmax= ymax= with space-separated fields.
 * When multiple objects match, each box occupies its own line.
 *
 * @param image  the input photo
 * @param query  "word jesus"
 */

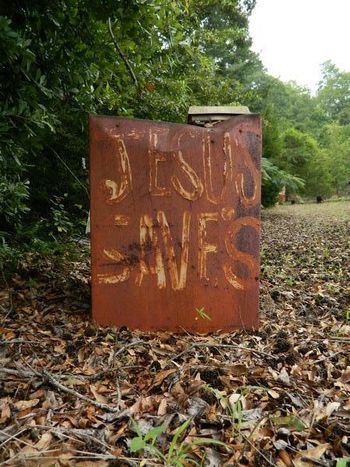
xmin=103 ymin=130 xmax=259 ymax=208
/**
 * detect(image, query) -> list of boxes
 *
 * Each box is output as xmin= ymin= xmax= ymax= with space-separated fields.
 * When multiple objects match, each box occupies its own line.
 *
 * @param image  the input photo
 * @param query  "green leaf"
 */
xmin=130 ymin=418 xmax=142 ymax=437
xmin=195 ymin=307 xmax=211 ymax=320
xmin=191 ymin=438 xmax=228 ymax=448
xmin=336 ymin=459 xmax=350 ymax=467
xmin=144 ymin=424 xmax=166 ymax=443
xmin=130 ymin=436 xmax=146 ymax=453
xmin=272 ymin=415 xmax=305 ymax=432
xmin=167 ymin=418 xmax=191 ymax=461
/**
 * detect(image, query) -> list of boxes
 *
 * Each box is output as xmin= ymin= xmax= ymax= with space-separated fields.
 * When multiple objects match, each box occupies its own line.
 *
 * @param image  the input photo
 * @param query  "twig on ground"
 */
xmin=234 ymin=417 xmax=267 ymax=466
xmin=0 ymin=428 xmax=42 ymax=450
xmin=32 ymin=425 xmax=111 ymax=453
xmin=0 ymin=452 xmax=161 ymax=466
xmin=329 ymin=337 xmax=350 ymax=343
xmin=0 ymin=339 xmax=27 ymax=345
xmin=192 ymin=342 xmax=275 ymax=359
xmin=241 ymin=433 xmax=275 ymax=466
xmin=0 ymin=364 xmax=125 ymax=414
xmin=313 ymin=351 xmax=343 ymax=364
xmin=172 ymin=341 xmax=275 ymax=362
xmin=42 ymin=369 xmax=121 ymax=413
xmin=0 ymin=428 xmax=28 ymax=449
xmin=0 ymin=367 xmax=37 ymax=378
xmin=87 ymin=340 xmax=149 ymax=381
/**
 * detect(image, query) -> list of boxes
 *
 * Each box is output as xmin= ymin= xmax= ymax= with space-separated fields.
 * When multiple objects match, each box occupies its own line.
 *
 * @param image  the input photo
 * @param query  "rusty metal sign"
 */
xmin=89 ymin=115 xmax=261 ymax=332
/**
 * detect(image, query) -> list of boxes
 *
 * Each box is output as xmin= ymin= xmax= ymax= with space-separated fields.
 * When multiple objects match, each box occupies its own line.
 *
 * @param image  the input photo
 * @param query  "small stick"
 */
xmin=313 ymin=351 xmax=343 ymax=364
xmin=88 ymin=340 xmax=149 ymax=381
xmin=233 ymin=417 xmax=267 ymax=467
xmin=0 ymin=365 xmax=131 ymax=418
xmin=0 ymin=367 xmax=36 ymax=378
xmin=240 ymin=433 xmax=275 ymax=466
xmin=33 ymin=425 xmax=111 ymax=452
xmin=192 ymin=342 xmax=275 ymax=359
xmin=42 ymin=370 xmax=121 ymax=413
xmin=329 ymin=337 xmax=350 ymax=343
xmin=0 ymin=454 xmax=160 ymax=466
xmin=172 ymin=341 xmax=275 ymax=361
xmin=108 ymin=18 xmax=139 ymax=89
xmin=0 ymin=339 xmax=27 ymax=345
xmin=0 ymin=428 xmax=28 ymax=449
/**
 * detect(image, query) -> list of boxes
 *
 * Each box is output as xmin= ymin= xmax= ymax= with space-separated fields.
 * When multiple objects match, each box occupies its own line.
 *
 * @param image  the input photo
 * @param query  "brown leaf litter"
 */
xmin=0 ymin=201 xmax=349 ymax=466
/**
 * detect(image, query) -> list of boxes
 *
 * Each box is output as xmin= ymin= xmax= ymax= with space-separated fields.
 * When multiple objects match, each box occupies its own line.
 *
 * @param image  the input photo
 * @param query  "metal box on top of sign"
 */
xmin=89 ymin=109 xmax=261 ymax=332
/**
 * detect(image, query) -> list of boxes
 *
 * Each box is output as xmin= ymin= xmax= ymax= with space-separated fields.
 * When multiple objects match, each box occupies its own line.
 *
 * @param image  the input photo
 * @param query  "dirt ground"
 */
xmin=0 ymin=201 xmax=349 ymax=466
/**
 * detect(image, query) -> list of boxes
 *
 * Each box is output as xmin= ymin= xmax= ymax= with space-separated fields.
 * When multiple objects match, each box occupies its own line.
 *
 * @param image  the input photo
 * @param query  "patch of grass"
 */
xmin=130 ymin=418 xmax=228 ymax=466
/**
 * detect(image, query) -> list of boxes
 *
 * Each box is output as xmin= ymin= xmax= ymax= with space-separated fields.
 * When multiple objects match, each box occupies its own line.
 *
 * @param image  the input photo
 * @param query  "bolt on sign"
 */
xmin=89 ymin=112 xmax=261 ymax=332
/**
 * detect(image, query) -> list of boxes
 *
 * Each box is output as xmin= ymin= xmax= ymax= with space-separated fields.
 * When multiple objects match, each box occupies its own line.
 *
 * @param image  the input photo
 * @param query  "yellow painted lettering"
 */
xmin=104 ymin=138 xmax=132 ymax=203
xmin=149 ymin=131 xmax=171 ymax=197
xmin=157 ymin=210 xmax=191 ymax=290
xmin=223 ymin=217 xmax=259 ymax=290
xmin=135 ymin=214 xmax=166 ymax=289
xmin=198 ymin=212 xmax=219 ymax=280
xmin=171 ymin=151 xmax=203 ymax=201
xmin=97 ymin=215 xmax=130 ymax=284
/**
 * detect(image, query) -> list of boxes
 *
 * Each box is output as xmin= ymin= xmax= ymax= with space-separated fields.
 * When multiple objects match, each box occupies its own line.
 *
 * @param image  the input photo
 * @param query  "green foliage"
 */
xmin=321 ymin=123 xmax=350 ymax=195
xmin=261 ymin=158 xmax=304 ymax=207
xmin=303 ymin=149 xmax=333 ymax=198
xmin=0 ymin=178 xmax=30 ymax=230
xmin=203 ymin=385 xmax=244 ymax=430
xmin=272 ymin=415 xmax=305 ymax=432
xmin=49 ymin=196 xmax=75 ymax=238
xmin=130 ymin=417 xmax=227 ymax=466
xmin=254 ymin=62 xmax=350 ymax=201
xmin=336 ymin=459 xmax=350 ymax=467
xmin=130 ymin=422 xmax=166 ymax=459
xmin=202 ymin=384 xmax=269 ymax=441
xmin=251 ymin=74 xmax=316 ymax=133
xmin=261 ymin=109 xmax=282 ymax=160
xmin=279 ymin=128 xmax=318 ymax=178
xmin=317 ymin=61 xmax=350 ymax=125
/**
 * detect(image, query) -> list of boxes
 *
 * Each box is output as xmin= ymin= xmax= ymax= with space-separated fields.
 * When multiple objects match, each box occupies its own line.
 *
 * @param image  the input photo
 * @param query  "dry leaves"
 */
xmin=0 ymin=201 xmax=349 ymax=465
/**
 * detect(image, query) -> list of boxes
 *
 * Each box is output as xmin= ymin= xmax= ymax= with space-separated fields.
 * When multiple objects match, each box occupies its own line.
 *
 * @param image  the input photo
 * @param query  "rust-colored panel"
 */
xmin=89 ymin=115 xmax=261 ymax=332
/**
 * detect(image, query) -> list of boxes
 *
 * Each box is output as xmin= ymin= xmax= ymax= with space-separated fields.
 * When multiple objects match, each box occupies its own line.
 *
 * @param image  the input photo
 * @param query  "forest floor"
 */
xmin=0 ymin=201 xmax=349 ymax=466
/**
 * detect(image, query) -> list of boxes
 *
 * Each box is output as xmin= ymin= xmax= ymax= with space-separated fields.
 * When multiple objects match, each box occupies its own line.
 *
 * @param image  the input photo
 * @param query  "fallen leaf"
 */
xmin=294 ymin=443 xmax=329 ymax=467
xmin=340 ymin=367 xmax=350 ymax=383
xmin=278 ymin=367 xmax=291 ymax=386
xmin=152 ymin=369 xmax=177 ymax=387
xmin=34 ymin=433 xmax=53 ymax=450
xmin=0 ymin=400 xmax=11 ymax=422
xmin=157 ymin=397 xmax=167 ymax=416
xmin=14 ymin=399 xmax=40 ymax=410
xmin=90 ymin=385 xmax=108 ymax=404
xmin=268 ymin=389 xmax=280 ymax=399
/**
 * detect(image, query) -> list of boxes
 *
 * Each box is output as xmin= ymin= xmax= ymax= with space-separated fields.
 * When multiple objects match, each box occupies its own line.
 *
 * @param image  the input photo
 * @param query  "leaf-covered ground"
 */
xmin=0 ymin=201 xmax=349 ymax=466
